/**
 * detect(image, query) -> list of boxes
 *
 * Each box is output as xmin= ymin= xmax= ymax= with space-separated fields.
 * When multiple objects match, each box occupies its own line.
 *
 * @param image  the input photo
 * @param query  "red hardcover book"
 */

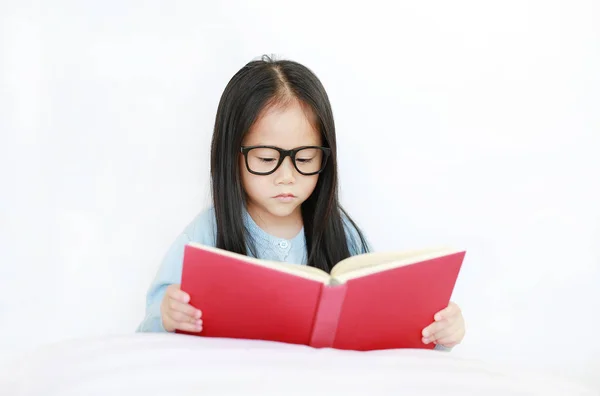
xmin=178 ymin=243 xmax=465 ymax=351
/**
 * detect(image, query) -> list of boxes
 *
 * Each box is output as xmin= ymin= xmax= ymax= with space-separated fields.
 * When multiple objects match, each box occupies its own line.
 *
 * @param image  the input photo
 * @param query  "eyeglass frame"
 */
xmin=240 ymin=145 xmax=332 ymax=176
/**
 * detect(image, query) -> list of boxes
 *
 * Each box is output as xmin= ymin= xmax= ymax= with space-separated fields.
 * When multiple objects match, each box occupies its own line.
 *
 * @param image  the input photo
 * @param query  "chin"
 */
xmin=264 ymin=202 xmax=302 ymax=218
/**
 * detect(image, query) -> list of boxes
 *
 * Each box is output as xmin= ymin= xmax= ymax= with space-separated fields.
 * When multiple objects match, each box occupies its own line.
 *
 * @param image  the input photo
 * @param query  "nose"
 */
xmin=275 ymin=156 xmax=296 ymax=184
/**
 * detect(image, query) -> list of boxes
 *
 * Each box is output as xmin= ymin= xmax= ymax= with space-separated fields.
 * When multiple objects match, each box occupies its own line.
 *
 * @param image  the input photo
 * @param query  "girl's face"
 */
xmin=240 ymin=99 xmax=322 ymax=225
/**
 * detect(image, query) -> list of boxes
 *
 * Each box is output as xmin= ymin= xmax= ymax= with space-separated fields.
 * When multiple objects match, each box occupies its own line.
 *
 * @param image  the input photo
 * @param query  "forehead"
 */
xmin=243 ymin=100 xmax=321 ymax=148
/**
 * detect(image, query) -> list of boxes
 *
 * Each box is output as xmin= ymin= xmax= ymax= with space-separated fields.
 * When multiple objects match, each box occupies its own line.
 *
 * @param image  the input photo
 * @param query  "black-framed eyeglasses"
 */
xmin=240 ymin=145 xmax=331 ymax=176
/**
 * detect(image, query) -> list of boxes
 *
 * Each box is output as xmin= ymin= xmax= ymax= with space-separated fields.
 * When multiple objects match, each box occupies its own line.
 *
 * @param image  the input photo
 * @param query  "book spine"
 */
xmin=309 ymin=284 xmax=348 ymax=348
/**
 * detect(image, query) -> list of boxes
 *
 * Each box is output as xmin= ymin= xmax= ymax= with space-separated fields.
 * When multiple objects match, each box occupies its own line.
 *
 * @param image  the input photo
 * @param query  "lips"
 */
xmin=274 ymin=193 xmax=296 ymax=198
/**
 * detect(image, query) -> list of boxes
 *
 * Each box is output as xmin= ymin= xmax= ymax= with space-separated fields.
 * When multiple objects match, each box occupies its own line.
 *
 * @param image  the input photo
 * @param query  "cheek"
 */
xmin=301 ymin=175 xmax=319 ymax=195
xmin=240 ymin=170 xmax=270 ymax=198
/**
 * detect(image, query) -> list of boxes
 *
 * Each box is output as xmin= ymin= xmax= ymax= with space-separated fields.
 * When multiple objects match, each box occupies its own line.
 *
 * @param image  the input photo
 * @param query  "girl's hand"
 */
xmin=160 ymin=284 xmax=203 ymax=333
xmin=421 ymin=301 xmax=465 ymax=348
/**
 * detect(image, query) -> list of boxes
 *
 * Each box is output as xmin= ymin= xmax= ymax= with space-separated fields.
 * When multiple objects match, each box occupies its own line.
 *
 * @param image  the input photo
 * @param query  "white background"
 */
xmin=1 ymin=0 xmax=599 ymax=391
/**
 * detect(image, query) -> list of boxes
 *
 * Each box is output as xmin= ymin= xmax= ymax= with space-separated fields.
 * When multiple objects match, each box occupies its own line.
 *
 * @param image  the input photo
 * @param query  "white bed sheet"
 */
xmin=2 ymin=333 xmax=597 ymax=396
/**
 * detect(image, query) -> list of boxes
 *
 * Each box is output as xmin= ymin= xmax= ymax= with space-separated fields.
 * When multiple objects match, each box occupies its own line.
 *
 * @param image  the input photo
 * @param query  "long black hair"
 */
xmin=210 ymin=55 xmax=369 ymax=273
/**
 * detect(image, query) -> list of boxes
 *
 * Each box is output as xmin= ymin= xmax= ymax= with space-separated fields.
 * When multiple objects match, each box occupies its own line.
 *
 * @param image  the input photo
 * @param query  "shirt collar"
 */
xmin=242 ymin=206 xmax=305 ymax=256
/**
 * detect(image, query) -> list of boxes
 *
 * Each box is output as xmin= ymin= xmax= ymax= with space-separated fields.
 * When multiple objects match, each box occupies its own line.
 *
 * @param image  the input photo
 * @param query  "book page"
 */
xmin=187 ymin=243 xmax=331 ymax=284
xmin=330 ymin=247 xmax=461 ymax=283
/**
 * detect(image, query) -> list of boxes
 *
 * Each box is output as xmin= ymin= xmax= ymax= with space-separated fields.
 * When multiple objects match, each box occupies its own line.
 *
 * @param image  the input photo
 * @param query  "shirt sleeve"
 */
xmin=135 ymin=231 xmax=192 ymax=333
xmin=434 ymin=343 xmax=453 ymax=352
xmin=136 ymin=208 xmax=217 ymax=333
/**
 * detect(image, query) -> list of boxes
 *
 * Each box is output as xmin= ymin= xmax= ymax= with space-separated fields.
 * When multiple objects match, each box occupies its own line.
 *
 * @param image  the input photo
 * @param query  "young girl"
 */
xmin=136 ymin=56 xmax=465 ymax=350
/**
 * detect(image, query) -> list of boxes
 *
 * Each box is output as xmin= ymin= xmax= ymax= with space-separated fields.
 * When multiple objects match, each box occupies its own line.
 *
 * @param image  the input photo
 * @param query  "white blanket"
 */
xmin=2 ymin=334 xmax=597 ymax=395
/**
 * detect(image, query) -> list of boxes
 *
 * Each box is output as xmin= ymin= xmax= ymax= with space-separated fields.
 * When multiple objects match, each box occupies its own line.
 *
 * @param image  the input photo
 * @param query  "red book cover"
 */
xmin=178 ymin=245 xmax=324 ymax=345
xmin=332 ymin=252 xmax=465 ymax=350
xmin=178 ymin=244 xmax=464 ymax=351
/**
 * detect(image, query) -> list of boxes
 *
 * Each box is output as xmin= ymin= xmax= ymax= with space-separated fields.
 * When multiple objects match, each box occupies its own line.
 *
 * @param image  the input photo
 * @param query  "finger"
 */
xmin=436 ymin=329 xmax=463 ymax=347
xmin=169 ymin=309 xmax=203 ymax=325
xmin=175 ymin=320 xmax=203 ymax=333
xmin=422 ymin=319 xmax=448 ymax=338
xmin=167 ymin=309 xmax=203 ymax=329
xmin=167 ymin=285 xmax=191 ymax=304
xmin=436 ymin=322 xmax=465 ymax=346
xmin=169 ymin=299 xmax=202 ymax=319
xmin=428 ymin=322 xmax=460 ymax=343
xmin=422 ymin=317 xmax=458 ymax=344
xmin=434 ymin=302 xmax=460 ymax=321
